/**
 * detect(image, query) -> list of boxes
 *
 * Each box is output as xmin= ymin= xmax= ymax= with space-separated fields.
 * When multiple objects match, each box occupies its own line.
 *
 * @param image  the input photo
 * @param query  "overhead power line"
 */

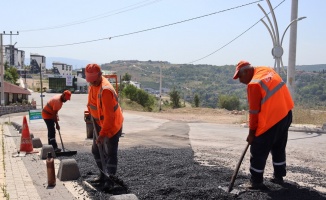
xmin=19 ymin=0 xmax=263 ymax=49
xmin=19 ymin=0 xmax=162 ymax=32
xmin=188 ymin=0 xmax=285 ymax=64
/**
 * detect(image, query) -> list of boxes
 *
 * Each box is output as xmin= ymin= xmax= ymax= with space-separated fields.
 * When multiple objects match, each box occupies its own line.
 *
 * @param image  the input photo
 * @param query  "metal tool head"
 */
xmin=218 ymin=185 xmax=242 ymax=196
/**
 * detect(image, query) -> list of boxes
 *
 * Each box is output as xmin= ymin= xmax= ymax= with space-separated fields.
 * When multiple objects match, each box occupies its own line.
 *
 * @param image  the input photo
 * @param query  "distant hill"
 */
xmin=295 ymin=64 xmax=326 ymax=72
xmin=25 ymin=57 xmax=92 ymax=69
xmin=102 ymin=60 xmax=326 ymax=108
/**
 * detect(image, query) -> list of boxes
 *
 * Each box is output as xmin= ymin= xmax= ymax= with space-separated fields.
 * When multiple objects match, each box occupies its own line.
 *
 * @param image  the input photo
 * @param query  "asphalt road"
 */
xmin=3 ymin=92 xmax=326 ymax=199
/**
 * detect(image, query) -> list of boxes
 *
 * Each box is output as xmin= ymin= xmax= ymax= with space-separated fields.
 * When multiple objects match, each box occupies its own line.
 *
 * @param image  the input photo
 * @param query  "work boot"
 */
xmin=271 ymin=176 xmax=284 ymax=185
xmin=240 ymin=181 xmax=268 ymax=190
xmin=100 ymin=180 xmax=114 ymax=192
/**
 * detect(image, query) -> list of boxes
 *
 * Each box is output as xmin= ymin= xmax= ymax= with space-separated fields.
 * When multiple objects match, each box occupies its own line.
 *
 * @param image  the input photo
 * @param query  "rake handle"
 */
xmin=227 ymin=142 xmax=250 ymax=193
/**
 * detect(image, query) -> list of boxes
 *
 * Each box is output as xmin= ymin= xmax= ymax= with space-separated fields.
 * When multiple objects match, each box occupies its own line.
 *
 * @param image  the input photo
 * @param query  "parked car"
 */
xmin=46 ymin=89 xmax=54 ymax=93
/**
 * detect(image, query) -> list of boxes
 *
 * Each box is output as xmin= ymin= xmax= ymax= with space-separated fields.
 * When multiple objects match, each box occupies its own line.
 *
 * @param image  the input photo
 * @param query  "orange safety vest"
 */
xmin=87 ymin=77 xmax=123 ymax=138
xmin=248 ymin=67 xmax=294 ymax=136
xmin=42 ymin=94 xmax=63 ymax=119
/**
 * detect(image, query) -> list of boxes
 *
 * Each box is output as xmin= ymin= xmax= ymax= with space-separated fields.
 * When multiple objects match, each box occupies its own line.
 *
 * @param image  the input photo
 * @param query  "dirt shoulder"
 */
xmin=125 ymin=107 xmax=247 ymax=124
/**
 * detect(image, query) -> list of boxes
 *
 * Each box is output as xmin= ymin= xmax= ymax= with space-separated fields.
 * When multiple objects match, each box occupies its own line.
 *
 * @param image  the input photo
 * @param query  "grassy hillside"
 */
xmin=295 ymin=64 xmax=326 ymax=72
xmin=102 ymin=60 xmax=326 ymax=109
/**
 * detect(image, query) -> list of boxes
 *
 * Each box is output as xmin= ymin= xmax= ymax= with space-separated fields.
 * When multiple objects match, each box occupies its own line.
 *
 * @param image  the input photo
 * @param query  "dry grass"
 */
xmin=292 ymin=106 xmax=326 ymax=126
xmin=123 ymin=101 xmax=326 ymax=127
xmin=120 ymin=99 xmax=146 ymax=112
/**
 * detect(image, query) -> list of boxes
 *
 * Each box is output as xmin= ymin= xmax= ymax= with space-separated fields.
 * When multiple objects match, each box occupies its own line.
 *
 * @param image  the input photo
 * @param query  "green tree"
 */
xmin=169 ymin=87 xmax=181 ymax=108
xmin=122 ymin=73 xmax=132 ymax=81
xmin=4 ymin=62 xmax=19 ymax=84
xmin=194 ymin=94 xmax=200 ymax=107
xmin=123 ymin=84 xmax=138 ymax=101
xmin=218 ymin=95 xmax=240 ymax=111
xmin=122 ymin=84 xmax=155 ymax=111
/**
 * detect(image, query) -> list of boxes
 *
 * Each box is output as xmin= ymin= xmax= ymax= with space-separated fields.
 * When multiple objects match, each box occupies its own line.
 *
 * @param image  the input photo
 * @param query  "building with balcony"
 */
xmin=3 ymin=45 xmax=25 ymax=69
xmin=52 ymin=62 xmax=72 ymax=76
xmin=30 ymin=53 xmax=46 ymax=74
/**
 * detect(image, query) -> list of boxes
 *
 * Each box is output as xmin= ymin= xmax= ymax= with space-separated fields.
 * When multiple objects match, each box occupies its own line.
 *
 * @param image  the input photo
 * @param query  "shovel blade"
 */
xmin=218 ymin=186 xmax=242 ymax=195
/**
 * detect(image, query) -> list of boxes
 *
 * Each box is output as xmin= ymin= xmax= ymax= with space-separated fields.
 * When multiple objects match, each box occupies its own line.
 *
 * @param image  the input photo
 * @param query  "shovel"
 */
xmin=227 ymin=143 xmax=250 ymax=193
xmin=55 ymin=129 xmax=77 ymax=157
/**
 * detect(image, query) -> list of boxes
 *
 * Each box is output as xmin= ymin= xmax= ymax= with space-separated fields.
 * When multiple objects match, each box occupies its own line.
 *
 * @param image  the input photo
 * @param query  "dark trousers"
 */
xmin=44 ymin=119 xmax=58 ymax=149
xmin=92 ymin=122 xmax=121 ymax=176
xmin=250 ymin=110 xmax=293 ymax=183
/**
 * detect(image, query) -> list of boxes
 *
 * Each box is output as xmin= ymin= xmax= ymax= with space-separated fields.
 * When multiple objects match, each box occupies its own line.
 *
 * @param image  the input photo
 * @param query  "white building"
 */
xmin=3 ymin=45 xmax=25 ymax=69
xmin=130 ymin=81 xmax=141 ymax=89
xmin=52 ymin=62 xmax=73 ymax=76
xmin=30 ymin=53 xmax=46 ymax=74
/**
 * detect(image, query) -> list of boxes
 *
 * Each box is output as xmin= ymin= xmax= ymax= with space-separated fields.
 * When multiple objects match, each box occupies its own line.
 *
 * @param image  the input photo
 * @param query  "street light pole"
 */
xmin=281 ymin=17 xmax=306 ymax=46
xmin=258 ymin=0 xmax=281 ymax=73
xmin=258 ymin=0 xmax=305 ymax=76
xmin=287 ymin=0 xmax=299 ymax=98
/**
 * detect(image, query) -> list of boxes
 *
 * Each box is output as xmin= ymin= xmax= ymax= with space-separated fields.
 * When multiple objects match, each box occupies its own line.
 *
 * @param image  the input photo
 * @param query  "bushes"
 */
xmin=194 ymin=94 xmax=200 ymax=107
xmin=169 ymin=88 xmax=181 ymax=108
xmin=218 ymin=95 xmax=240 ymax=111
xmin=122 ymin=85 xmax=156 ymax=111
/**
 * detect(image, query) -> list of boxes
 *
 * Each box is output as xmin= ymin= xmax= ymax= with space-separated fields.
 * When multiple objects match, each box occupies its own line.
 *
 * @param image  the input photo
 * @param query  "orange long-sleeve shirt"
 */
xmin=88 ymin=77 xmax=123 ymax=138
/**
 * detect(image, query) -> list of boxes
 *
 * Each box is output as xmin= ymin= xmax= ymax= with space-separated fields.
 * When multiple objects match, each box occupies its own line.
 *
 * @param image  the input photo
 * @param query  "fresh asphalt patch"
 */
xmin=6 ymin=123 xmax=326 ymax=200
xmin=61 ymin=145 xmax=326 ymax=200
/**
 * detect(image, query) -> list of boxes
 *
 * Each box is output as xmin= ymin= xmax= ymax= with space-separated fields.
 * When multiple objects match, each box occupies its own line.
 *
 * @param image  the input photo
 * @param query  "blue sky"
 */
xmin=1 ymin=0 xmax=325 ymax=68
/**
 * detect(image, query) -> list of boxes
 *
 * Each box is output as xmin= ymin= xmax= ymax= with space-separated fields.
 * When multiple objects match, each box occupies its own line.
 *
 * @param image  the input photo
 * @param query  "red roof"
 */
xmin=4 ymin=82 xmax=31 ymax=95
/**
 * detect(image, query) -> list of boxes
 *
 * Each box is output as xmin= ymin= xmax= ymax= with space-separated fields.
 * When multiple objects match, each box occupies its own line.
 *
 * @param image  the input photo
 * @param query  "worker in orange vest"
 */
xmin=42 ymin=90 xmax=71 ymax=152
xmin=85 ymin=64 xmax=124 ymax=191
xmin=233 ymin=60 xmax=294 ymax=189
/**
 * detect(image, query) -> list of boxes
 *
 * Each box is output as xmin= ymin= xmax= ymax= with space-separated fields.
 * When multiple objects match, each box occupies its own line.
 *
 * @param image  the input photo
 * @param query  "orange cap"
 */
xmin=233 ymin=60 xmax=250 ymax=79
xmin=63 ymin=90 xmax=71 ymax=100
xmin=85 ymin=64 xmax=101 ymax=82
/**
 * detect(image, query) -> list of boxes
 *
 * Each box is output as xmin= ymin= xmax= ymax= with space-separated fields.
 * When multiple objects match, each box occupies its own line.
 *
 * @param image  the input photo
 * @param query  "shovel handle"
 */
xmin=227 ymin=143 xmax=250 ymax=193
xmin=57 ymin=129 xmax=66 ymax=152
xmin=90 ymin=116 xmax=108 ymax=174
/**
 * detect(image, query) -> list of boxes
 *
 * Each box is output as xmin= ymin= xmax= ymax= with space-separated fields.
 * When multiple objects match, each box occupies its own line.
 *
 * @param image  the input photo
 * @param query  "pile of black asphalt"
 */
xmin=7 ymin=122 xmax=326 ymax=200
xmin=65 ymin=146 xmax=326 ymax=200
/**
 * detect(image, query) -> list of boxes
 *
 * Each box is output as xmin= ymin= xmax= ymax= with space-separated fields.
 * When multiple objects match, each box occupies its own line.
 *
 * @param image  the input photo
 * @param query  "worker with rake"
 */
xmin=233 ymin=60 xmax=293 ymax=189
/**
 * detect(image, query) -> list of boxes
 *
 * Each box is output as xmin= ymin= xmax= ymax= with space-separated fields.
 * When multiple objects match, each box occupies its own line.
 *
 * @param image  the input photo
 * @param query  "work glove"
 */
xmin=246 ymin=130 xmax=256 ymax=145
xmin=55 ymin=124 xmax=60 ymax=131
xmin=96 ymin=135 xmax=105 ymax=145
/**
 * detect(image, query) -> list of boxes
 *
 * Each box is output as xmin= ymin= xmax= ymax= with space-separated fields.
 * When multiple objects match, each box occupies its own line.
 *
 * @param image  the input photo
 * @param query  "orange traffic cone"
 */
xmin=20 ymin=116 xmax=33 ymax=153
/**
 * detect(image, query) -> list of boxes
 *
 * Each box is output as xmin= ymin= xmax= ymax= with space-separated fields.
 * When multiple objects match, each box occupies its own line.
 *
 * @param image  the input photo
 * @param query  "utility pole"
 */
xmin=287 ymin=0 xmax=299 ymax=99
xmin=24 ymin=66 xmax=27 ymax=89
xmin=3 ymin=31 xmax=19 ymax=66
xmin=40 ymin=63 xmax=44 ymax=109
xmin=0 ymin=34 xmax=4 ymax=105
xmin=0 ymin=31 xmax=19 ymax=106
xmin=159 ymin=64 xmax=162 ymax=111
